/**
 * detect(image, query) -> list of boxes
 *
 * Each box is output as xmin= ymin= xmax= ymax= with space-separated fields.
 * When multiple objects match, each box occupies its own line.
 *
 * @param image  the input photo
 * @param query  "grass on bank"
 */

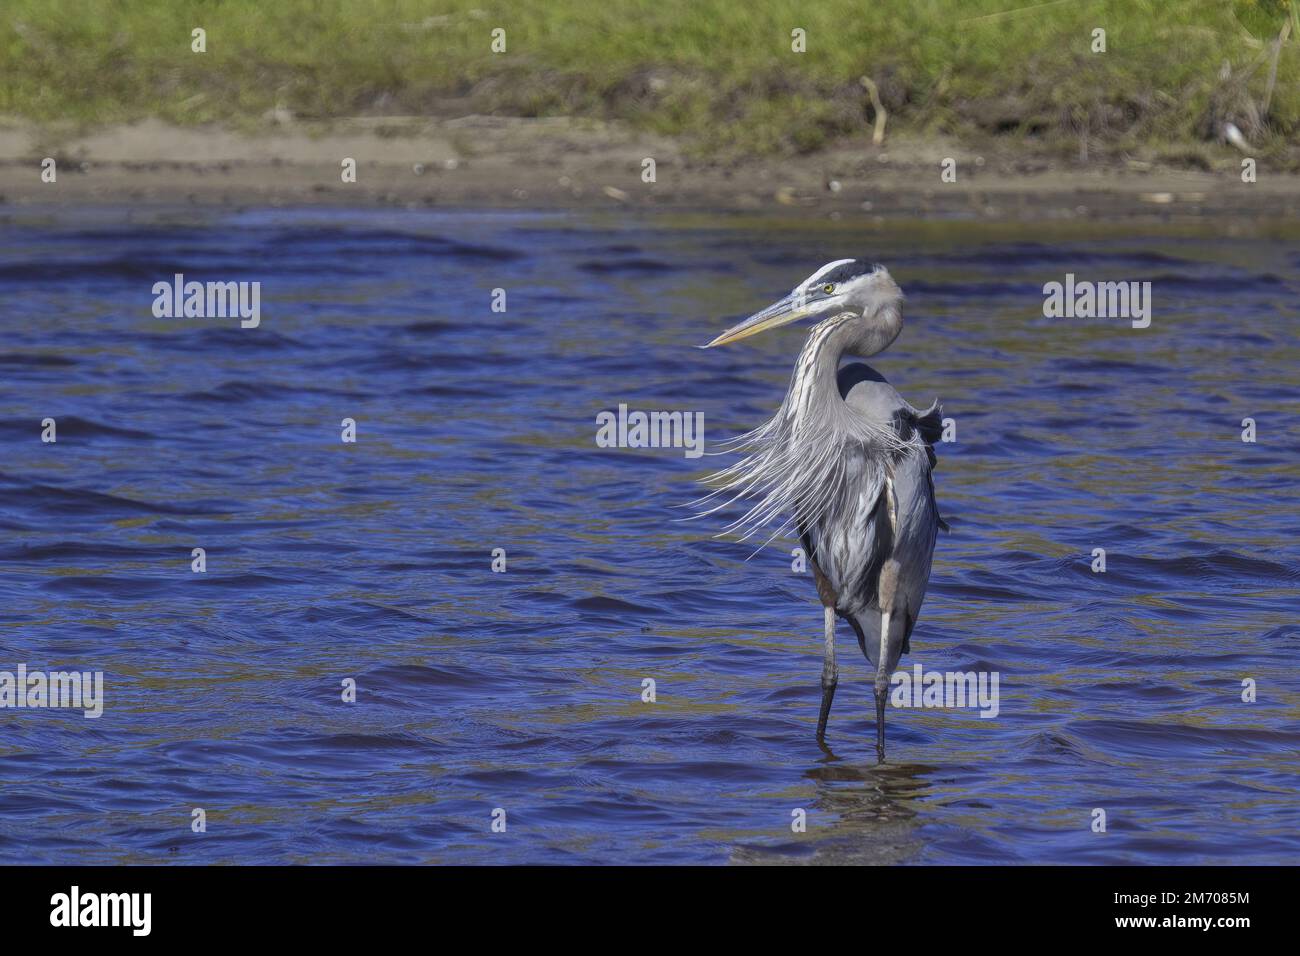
xmin=1 ymin=0 xmax=1298 ymax=164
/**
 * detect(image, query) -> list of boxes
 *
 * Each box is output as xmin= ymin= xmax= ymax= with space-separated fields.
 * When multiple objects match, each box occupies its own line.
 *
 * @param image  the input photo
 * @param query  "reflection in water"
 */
xmin=0 ymin=208 xmax=1296 ymax=864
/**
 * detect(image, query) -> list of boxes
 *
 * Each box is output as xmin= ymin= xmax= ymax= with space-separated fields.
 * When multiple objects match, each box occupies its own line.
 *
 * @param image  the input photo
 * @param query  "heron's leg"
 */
xmin=816 ymin=605 xmax=838 ymax=743
xmin=873 ymin=560 xmax=902 ymax=764
xmin=873 ymin=612 xmax=891 ymax=764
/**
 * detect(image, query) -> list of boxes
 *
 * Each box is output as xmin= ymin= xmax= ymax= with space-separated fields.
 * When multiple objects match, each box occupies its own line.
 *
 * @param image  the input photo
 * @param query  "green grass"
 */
xmin=2 ymin=0 xmax=1298 ymax=162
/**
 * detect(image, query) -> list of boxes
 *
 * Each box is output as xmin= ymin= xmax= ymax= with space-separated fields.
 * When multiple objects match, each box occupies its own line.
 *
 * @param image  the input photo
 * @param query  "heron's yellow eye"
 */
xmin=823 ymin=283 xmax=836 ymax=294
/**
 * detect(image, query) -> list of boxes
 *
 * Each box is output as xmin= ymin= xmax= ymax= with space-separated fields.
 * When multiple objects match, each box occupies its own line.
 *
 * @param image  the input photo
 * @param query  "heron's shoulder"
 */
xmin=837 ymin=362 xmax=944 ymax=449
xmin=836 ymin=362 xmax=900 ymax=414
xmin=837 ymin=363 xmax=932 ymax=421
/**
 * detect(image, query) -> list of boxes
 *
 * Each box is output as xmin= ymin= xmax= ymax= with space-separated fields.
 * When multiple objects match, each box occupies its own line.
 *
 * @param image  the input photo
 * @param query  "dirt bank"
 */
xmin=2 ymin=117 xmax=1298 ymax=224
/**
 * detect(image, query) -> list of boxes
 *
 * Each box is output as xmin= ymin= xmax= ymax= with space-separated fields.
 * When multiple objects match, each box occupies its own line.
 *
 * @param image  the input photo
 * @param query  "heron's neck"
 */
xmin=785 ymin=311 xmax=900 ymax=425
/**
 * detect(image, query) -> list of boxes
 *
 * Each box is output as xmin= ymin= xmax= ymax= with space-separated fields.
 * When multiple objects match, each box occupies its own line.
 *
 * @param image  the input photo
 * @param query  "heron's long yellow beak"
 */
xmin=702 ymin=293 xmax=809 ymax=348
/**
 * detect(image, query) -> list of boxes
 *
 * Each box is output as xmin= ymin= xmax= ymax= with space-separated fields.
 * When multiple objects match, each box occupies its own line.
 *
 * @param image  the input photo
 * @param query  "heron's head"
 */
xmin=704 ymin=260 xmax=901 ymax=348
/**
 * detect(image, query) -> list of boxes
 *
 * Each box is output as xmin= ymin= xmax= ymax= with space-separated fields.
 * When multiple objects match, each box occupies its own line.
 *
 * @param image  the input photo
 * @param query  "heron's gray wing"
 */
xmin=837 ymin=446 xmax=939 ymax=663
xmin=837 ymin=370 xmax=943 ymax=645
xmin=838 ymin=363 xmax=948 ymax=528
xmin=886 ymin=444 xmax=941 ymax=647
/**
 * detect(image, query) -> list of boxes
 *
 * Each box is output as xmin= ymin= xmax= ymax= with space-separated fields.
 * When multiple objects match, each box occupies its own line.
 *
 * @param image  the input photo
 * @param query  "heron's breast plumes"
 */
xmin=691 ymin=379 xmax=911 ymax=549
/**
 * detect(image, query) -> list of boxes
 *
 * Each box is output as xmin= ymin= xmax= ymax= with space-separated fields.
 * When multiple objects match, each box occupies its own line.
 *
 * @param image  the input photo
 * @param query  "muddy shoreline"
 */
xmin=2 ymin=118 xmax=1297 ymax=223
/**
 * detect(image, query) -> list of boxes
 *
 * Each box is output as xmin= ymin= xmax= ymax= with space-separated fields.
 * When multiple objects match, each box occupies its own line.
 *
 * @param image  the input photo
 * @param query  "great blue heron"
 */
xmin=698 ymin=260 xmax=945 ymax=762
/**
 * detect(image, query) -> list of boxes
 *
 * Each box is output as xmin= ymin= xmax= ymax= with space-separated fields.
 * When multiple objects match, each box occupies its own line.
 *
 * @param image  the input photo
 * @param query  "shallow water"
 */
xmin=0 ymin=207 xmax=1296 ymax=864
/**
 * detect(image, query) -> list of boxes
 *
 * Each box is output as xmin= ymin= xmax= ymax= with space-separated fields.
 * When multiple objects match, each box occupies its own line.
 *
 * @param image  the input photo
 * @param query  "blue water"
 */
xmin=0 ymin=207 xmax=1296 ymax=864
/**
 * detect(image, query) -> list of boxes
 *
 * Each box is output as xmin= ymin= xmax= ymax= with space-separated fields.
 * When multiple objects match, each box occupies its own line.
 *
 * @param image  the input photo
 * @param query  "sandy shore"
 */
xmin=2 ymin=117 xmax=1298 ymax=223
